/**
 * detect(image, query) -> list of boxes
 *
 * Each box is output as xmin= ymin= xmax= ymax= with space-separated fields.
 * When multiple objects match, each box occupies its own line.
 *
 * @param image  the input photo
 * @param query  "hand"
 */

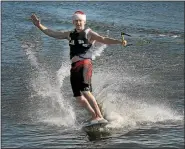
xmin=122 ymin=40 xmax=127 ymax=46
xmin=31 ymin=14 xmax=40 ymax=27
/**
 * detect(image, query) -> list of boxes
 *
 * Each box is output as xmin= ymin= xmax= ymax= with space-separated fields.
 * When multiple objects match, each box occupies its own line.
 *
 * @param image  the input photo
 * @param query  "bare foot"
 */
xmin=93 ymin=116 xmax=104 ymax=121
xmin=89 ymin=117 xmax=108 ymax=124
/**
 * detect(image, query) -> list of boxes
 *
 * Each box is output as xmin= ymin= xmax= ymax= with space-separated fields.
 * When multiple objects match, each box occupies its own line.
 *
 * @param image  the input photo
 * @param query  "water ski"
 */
xmin=83 ymin=121 xmax=109 ymax=129
xmin=82 ymin=121 xmax=110 ymax=140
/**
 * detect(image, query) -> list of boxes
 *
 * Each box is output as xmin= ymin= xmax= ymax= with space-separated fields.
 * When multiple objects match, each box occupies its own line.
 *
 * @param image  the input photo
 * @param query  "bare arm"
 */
xmin=31 ymin=14 xmax=70 ymax=39
xmin=89 ymin=30 xmax=127 ymax=46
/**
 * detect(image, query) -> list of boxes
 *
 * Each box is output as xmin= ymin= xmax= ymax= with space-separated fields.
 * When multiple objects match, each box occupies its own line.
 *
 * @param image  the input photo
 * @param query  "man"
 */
xmin=31 ymin=11 xmax=127 ymax=124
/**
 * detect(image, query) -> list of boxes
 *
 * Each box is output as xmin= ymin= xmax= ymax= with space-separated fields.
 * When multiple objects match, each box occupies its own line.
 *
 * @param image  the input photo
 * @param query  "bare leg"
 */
xmin=76 ymin=96 xmax=96 ymax=119
xmin=82 ymin=91 xmax=103 ymax=120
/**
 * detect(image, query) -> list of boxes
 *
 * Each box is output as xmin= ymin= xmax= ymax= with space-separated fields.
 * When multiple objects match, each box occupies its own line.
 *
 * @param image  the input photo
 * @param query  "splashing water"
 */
xmin=92 ymin=72 xmax=183 ymax=131
xmin=22 ymin=42 xmax=76 ymax=127
xmin=91 ymin=41 xmax=107 ymax=60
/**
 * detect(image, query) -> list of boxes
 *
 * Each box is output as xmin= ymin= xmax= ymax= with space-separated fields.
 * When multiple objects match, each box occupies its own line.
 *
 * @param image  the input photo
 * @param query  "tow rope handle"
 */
xmin=121 ymin=32 xmax=132 ymax=46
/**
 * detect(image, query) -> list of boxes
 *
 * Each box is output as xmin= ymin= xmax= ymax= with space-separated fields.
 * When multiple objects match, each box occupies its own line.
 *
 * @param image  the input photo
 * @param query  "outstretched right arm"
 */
xmin=31 ymin=14 xmax=70 ymax=40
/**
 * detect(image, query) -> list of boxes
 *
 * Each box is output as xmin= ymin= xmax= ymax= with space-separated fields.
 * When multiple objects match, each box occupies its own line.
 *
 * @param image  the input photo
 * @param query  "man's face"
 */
xmin=73 ymin=19 xmax=86 ymax=31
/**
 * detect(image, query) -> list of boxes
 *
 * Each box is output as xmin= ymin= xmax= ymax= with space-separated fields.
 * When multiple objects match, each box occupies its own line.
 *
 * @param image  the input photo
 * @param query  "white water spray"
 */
xmin=92 ymin=72 xmax=183 ymax=130
xmin=22 ymin=42 xmax=76 ymax=127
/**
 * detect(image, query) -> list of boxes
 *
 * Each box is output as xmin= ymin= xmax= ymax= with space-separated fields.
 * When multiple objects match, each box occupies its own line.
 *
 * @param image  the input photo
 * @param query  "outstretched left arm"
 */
xmin=89 ymin=30 xmax=127 ymax=46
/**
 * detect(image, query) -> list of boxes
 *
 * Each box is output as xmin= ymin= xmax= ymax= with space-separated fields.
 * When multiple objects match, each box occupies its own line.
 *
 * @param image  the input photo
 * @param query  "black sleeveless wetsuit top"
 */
xmin=69 ymin=28 xmax=92 ymax=59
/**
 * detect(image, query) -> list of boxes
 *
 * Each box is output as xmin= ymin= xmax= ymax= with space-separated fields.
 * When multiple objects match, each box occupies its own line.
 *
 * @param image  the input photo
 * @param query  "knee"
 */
xmin=82 ymin=91 xmax=95 ymax=102
xmin=76 ymin=96 xmax=87 ymax=106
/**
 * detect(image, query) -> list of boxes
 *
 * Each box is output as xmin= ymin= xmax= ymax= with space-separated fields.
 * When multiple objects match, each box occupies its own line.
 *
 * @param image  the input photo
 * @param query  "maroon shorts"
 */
xmin=70 ymin=59 xmax=92 ymax=97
